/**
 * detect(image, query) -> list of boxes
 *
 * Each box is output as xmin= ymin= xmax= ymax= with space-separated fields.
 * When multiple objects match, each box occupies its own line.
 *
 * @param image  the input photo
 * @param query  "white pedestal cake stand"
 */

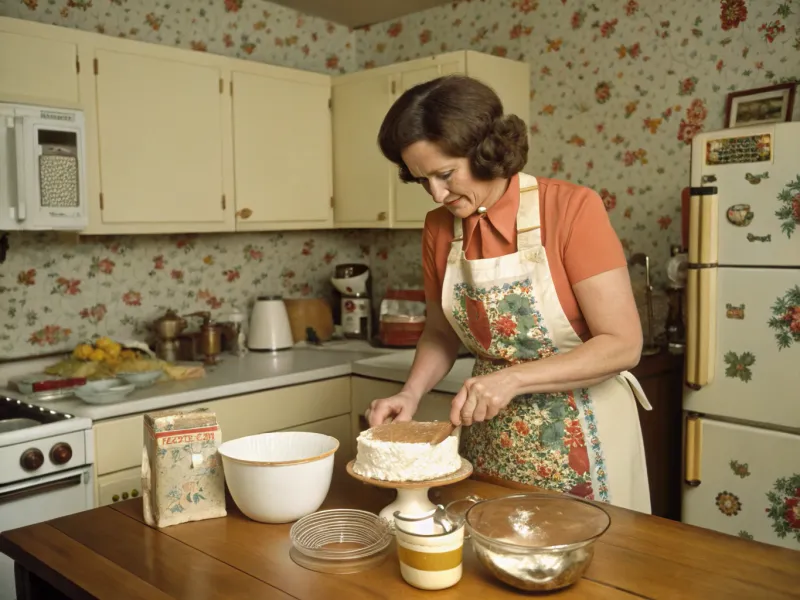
xmin=346 ymin=458 xmax=473 ymax=527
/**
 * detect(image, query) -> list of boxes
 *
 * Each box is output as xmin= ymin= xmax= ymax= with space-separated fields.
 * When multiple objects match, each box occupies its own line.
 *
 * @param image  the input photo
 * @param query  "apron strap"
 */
xmin=517 ymin=175 xmax=541 ymax=253
xmin=617 ymin=371 xmax=653 ymax=411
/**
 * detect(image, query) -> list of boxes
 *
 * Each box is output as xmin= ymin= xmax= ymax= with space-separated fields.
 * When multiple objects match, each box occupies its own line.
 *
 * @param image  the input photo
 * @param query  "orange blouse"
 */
xmin=422 ymin=173 xmax=627 ymax=341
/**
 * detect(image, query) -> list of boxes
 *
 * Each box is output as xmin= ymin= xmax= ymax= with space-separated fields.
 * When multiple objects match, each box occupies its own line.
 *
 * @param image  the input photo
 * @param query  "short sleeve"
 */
xmin=422 ymin=211 xmax=443 ymax=304
xmin=562 ymin=188 xmax=627 ymax=284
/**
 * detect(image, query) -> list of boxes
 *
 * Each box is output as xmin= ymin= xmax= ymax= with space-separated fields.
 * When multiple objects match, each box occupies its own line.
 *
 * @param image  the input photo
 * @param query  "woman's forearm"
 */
xmin=400 ymin=325 xmax=461 ymax=403
xmin=506 ymin=333 xmax=640 ymax=395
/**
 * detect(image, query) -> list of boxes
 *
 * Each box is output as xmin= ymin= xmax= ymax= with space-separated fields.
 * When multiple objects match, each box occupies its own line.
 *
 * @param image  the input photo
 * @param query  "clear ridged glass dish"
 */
xmin=289 ymin=509 xmax=392 ymax=562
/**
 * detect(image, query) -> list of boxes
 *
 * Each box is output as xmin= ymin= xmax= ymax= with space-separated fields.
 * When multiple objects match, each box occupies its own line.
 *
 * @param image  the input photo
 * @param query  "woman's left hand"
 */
xmin=450 ymin=369 xmax=520 ymax=426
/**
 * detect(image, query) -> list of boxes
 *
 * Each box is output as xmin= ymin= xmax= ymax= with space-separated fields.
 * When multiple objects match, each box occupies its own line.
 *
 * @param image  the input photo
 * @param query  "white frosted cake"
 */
xmin=352 ymin=422 xmax=462 ymax=482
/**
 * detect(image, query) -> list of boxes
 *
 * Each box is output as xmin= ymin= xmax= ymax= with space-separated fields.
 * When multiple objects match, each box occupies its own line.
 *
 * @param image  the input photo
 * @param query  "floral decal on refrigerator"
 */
xmin=729 ymin=460 xmax=751 ymax=478
xmin=775 ymin=175 xmax=800 ymax=239
xmin=768 ymin=286 xmax=800 ymax=350
xmin=716 ymin=491 xmax=742 ymax=516
xmin=723 ymin=351 xmax=756 ymax=382
xmin=765 ymin=474 xmax=800 ymax=544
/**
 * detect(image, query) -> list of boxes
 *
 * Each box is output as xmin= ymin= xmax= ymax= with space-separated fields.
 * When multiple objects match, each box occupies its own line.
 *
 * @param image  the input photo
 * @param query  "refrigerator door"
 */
xmin=691 ymin=122 xmax=800 ymax=268
xmin=685 ymin=266 xmax=799 ymax=429
xmin=682 ymin=415 xmax=800 ymax=551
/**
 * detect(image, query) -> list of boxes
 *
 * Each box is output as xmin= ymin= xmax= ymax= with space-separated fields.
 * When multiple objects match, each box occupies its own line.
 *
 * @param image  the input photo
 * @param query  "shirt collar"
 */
xmin=462 ymin=173 xmax=520 ymax=244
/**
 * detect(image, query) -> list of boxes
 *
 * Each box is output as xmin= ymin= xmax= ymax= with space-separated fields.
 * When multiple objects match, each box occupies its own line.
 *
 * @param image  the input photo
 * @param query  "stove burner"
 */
xmin=0 ymin=396 xmax=74 ymax=432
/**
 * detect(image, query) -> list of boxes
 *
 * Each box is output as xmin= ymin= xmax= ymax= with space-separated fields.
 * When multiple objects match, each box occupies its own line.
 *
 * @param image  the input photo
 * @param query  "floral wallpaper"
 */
xmin=356 ymin=0 xmax=800 ymax=278
xmin=0 ymin=230 xmax=428 ymax=358
xmin=1 ymin=0 xmax=798 ymax=359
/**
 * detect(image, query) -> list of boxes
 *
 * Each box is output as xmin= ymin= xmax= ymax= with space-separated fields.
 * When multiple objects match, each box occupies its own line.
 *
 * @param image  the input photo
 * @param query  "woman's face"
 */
xmin=400 ymin=141 xmax=507 ymax=219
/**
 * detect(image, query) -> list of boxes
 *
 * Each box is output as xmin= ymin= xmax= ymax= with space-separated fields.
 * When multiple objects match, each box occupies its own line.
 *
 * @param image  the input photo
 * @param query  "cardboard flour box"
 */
xmin=142 ymin=407 xmax=227 ymax=528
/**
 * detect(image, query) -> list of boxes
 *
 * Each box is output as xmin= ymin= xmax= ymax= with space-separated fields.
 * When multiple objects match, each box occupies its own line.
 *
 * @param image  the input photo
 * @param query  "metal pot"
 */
xmin=153 ymin=309 xmax=187 ymax=339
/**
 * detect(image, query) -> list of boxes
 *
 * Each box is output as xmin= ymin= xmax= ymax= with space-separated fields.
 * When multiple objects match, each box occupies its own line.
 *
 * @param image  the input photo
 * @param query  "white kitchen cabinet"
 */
xmin=350 ymin=376 xmax=452 ymax=449
xmin=231 ymin=66 xmax=332 ymax=231
xmin=93 ymin=377 xmax=351 ymax=478
xmin=281 ymin=414 xmax=353 ymax=465
xmin=0 ymin=23 xmax=79 ymax=107
xmin=332 ymin=51 xmax=530 ymax=229
xmin=91 ymin=48 xmax=232 ymax=234
xmin=97 ymin=466 xmax=141 ymax=507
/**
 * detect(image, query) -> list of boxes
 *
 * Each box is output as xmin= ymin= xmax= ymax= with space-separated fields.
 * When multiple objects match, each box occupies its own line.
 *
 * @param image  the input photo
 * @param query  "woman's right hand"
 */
xmin=366 ymin=391 xmax=419 ymax=427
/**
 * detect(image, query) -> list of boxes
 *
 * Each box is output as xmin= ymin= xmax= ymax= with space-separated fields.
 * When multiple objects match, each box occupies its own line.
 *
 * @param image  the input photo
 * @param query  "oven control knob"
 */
xmin=50 ymin=442 xmax=73 ymax=465
xmin=20 ymin=448 xmax=44 ymax=471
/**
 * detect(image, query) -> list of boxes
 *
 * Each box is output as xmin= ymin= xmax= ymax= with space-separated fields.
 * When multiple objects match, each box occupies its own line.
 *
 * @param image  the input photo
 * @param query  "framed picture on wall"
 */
xmin=725 ymin=83 xmax=796 ymax=128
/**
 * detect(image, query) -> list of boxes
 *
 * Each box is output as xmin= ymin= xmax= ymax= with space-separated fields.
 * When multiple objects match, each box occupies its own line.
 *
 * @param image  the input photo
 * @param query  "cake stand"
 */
xmin=346 ymin=458 xmax=473 ymax=527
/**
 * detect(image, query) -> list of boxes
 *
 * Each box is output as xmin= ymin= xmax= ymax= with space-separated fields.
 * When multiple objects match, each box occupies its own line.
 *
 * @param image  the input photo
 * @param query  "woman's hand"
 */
xmin=366 ymin=391 xmax=420 ymax=427
xmin=450 ymin=370 xmax=520 ymax=426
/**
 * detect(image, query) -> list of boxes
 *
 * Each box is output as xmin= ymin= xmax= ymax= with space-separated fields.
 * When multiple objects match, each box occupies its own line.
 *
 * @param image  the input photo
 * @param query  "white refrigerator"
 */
xmin=683 ymin=122 xmax=800 ymax=551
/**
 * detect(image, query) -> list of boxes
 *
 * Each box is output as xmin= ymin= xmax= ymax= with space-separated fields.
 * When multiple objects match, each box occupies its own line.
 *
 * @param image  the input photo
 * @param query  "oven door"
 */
xmin=0 ymin=466 xmax=94 ymax=600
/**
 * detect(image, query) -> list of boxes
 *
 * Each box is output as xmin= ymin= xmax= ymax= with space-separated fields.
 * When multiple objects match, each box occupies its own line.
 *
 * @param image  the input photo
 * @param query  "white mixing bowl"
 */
xmin=218 ymin=431 xmax=339 ymax=523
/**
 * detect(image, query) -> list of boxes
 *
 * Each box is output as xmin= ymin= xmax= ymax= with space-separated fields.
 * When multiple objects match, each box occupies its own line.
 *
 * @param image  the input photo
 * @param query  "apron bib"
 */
xmin=442 ymin=173 xmax=652 ymax=513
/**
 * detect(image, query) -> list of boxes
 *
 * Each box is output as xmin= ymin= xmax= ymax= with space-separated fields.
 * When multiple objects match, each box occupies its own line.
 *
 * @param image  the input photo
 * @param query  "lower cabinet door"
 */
xmin=281 ymin=414 xmax=352 ymax=465
xmin=97 ymin=466 xmax=142 ymax=507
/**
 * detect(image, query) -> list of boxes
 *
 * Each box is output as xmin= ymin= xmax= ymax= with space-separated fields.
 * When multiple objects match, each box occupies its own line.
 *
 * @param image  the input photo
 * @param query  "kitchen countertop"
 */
xmin=2 ymin=463 xmax=798 ymax=600
xmin=0 ymin=343 xmax=475 ymax=422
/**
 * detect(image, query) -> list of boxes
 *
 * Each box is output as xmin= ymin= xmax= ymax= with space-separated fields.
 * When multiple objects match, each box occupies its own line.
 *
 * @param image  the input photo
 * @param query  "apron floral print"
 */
xmin=442 ymin=174 xmax=652 ymax=512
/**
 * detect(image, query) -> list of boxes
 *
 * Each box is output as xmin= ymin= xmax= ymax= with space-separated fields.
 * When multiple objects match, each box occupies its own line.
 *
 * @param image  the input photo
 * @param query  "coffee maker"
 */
xmin=331 ymin=263 xmax=372 ymax=340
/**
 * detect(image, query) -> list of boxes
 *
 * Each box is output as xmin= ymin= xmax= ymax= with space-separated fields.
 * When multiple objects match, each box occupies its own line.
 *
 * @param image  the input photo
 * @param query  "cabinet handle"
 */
xmin=377 ymin=212 xmax=387 ymax=221
xmin=237 ymin=208 xmax=253 ymax=220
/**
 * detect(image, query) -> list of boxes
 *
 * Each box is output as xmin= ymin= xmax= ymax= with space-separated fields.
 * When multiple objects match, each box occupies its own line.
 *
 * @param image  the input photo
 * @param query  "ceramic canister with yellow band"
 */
xmin=395 ymin=522 xmax=465 ymax=590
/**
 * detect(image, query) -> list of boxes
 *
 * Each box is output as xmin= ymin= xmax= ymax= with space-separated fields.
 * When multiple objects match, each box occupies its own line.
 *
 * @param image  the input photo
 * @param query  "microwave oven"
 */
xmin=0 ymin=102 xmax=88 ymax=231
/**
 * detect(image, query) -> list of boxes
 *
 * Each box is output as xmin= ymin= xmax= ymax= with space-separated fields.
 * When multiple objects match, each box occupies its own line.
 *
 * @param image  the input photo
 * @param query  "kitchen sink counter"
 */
xmin=352 ymin=350 xmax=474 ymax=394
xmin=0 ymin=343 xmax=474 ymax=422
xmin=1 ymin=349 xmax=377 ymax=421
xmin=2 ymin=463 xmax=798 ymax=600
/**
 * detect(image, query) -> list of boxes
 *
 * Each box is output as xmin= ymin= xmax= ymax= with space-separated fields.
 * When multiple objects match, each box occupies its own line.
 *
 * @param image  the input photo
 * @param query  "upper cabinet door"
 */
xmin=0 ymin=31 xmax=79 ymax=106
xmin=231 ymin=70 xmax=331 ymax=230
xmin=93 ymin=49 xmax=229 ymax=231
xmin=332 ymin=74 xmax=394 ymax=227
xmin=392 ymin=65 xmax=446 ymax=228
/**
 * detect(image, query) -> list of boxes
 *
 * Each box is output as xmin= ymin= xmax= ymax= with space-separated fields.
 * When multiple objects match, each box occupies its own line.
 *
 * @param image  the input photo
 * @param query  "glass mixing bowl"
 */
xmin=465 ymin=493 xmax=610 ymax=592
xmin=289 ymin=509 xmax=392 ymax=561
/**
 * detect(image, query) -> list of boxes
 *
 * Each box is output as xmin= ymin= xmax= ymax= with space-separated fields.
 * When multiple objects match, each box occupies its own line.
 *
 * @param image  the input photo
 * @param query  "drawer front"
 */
xmin=94 ymin=377 xmax=351 ymax=475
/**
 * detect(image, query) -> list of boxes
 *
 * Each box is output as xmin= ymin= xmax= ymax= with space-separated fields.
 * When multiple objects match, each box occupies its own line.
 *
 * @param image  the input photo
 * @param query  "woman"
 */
xmin=366 ymin=75 xmax=652 ymax=513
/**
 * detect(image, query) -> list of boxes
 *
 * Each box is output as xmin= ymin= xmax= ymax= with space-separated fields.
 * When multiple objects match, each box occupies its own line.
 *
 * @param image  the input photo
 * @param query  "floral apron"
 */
xmin=442 ymin=173 xmax=652 ymax=513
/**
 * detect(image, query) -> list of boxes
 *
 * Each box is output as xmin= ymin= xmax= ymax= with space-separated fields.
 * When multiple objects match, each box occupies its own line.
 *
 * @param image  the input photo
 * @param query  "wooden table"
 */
xmin=1 ymin=466 xmax=798 ymax=600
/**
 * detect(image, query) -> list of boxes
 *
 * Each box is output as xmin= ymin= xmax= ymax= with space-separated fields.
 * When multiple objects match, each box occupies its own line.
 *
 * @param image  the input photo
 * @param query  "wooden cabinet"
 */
xmin=93 ymin=377 xmax=351 ymax=480
xmin=91 ymin=48 xmax=231 ymax=233
xmin=0 ymin=23 xmax=79 ymax=107
xmin=631 ymin=351 xmax=685 ymax=521
xmin=231 ymin=67 xmax=332 ymax=231
xmin=332 ymin=51 xmax=530 ymax=229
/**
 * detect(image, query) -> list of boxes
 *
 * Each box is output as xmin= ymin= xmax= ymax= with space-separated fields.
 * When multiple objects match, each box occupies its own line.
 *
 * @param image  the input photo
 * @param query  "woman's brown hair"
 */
xmin=378 ymin=75 xmax=528 ymax=182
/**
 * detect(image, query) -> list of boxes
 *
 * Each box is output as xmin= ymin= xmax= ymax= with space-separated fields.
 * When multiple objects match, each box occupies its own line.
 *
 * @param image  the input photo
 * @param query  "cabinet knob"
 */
xmin=237 ymin=208 xmax=253 ymax=220
xmin=377 ymin=212 xmax=387 ymax=221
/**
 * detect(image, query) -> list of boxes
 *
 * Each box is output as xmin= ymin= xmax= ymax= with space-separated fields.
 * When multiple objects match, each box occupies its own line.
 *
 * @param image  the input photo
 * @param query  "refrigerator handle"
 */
xmin=684 ymin=413 xmax=702 ymax=486
xmin=685 ymin=186 xmax=719 ymax=389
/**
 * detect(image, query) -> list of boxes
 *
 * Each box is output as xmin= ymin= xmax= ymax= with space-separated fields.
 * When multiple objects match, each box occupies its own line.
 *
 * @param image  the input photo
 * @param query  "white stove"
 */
xmin=0 ymin=394 xmax=94 ymax=600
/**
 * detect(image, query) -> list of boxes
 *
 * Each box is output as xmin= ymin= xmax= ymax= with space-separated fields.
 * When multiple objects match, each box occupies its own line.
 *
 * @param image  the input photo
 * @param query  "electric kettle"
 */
xmin=248 ymin=296 xmax=294 ymax=351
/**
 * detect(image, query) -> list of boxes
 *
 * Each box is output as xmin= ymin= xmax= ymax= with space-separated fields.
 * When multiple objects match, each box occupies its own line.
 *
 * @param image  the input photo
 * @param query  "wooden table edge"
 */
xmin=0 ymin=524 xmax=172 ymax=600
